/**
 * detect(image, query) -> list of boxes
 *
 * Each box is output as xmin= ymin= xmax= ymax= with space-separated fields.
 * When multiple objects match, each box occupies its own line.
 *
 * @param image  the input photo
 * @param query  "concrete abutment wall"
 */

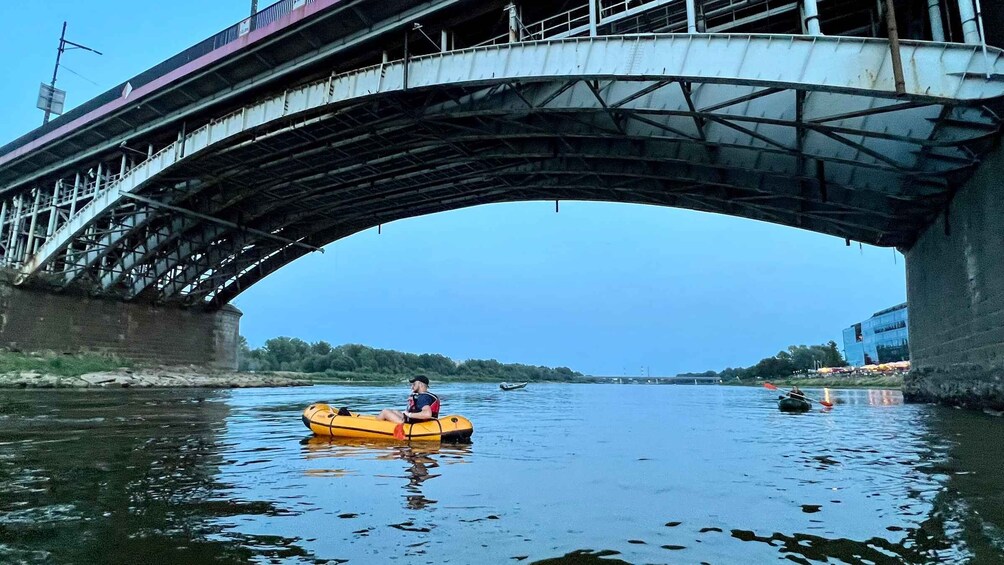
xmin=0 ymin=283 xmax=241 ymax=370
xmin=904 ymin=144 xmax=1004 ymax=410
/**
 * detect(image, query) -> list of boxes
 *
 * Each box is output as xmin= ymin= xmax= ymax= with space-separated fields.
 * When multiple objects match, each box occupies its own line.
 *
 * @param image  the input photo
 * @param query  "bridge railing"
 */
xmin=476 ymin=4 xmax=592 ymax=46
xmin=0 ymin=0 xmax=319 ymax=161
xmin=600 ymin=0 xmax=672 ymax=20
xmin=253 ymin=0 xmax=312 ymax=29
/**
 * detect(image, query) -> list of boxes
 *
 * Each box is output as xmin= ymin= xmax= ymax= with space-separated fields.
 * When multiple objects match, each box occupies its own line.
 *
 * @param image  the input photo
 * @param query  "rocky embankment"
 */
xmin=0 ymin=367 xmax=311 ymax=389
xmin=765 ymin=374 xmax=905 ymax=389
xmin=904 ymin=365 xmax=1004 ymax=411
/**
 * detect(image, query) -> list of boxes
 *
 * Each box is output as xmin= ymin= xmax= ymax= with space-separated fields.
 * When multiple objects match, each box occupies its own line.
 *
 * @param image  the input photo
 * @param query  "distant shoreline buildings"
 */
xmin=842 ymin=303 xmax=909 ymax=367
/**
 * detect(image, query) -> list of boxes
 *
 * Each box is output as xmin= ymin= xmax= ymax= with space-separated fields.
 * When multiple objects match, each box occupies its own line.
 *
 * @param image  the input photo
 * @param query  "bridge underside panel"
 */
xmin=10 ymin=36 xmax=1004 ymax=307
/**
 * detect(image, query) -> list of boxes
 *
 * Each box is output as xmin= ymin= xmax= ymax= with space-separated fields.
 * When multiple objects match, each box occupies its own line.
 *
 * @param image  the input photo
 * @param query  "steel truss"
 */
xmin=2 ymin=34 xmax=1002 ymax=307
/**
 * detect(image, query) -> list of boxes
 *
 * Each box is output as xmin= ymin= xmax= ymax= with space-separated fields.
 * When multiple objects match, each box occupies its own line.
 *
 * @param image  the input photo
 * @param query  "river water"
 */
xmin=1 ymin=384 xmax=1002 ymax=564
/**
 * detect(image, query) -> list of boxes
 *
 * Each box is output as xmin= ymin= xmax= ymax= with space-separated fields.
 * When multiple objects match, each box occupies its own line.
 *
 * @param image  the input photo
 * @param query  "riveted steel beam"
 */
xmin=15 ymin=34 xmax=1004 ymax=304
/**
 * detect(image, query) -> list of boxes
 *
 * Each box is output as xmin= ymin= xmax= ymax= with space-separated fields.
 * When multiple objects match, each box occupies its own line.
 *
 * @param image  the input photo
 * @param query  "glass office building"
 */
xmin=842 ymin=303 xmax=909 ymax=367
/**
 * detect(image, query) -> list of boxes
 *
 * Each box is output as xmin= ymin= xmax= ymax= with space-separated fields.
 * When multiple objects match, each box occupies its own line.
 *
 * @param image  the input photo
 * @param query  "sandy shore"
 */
xmin=727 ymin=375 xmax=904 ymax=389
xmin=0 ymin=367 xmax=311 ymax=389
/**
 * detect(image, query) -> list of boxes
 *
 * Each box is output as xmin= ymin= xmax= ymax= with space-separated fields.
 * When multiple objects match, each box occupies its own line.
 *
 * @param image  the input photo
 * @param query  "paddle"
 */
xmin=764 ymin=382 xmax=833 ymax=407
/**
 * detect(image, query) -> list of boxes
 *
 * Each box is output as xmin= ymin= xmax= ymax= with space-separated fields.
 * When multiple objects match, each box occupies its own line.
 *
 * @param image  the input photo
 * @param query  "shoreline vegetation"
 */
xmin=725 ymin=375 xmax=904 ymax=389
xmin=305 ymin=371 xmax=570 ymax=385
xmin=0 ymin=337 xmax=905 ymax=390
xmin=0 ymin=347 xmax=591 ymax=389
xmin=239 ymin=338 xmax=583 ymax=384
xmin=676 ymin=341 xmax=909 ymax=389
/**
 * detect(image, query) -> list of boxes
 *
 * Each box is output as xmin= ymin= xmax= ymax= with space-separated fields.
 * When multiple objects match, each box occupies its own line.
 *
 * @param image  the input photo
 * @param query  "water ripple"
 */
xmin=0 ymin=384 xmax=1001 ymax=563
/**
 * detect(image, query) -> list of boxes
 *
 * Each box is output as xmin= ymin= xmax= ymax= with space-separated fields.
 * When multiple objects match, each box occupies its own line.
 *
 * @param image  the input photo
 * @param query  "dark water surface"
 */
xmin=1 ymin=384 xmax=1003 ymax=564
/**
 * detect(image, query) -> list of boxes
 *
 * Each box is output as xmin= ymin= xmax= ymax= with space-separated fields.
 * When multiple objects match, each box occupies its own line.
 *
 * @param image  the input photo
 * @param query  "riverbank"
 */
xmin=0 ymin=352 xmax=309 ymax=388
xmin=0 ymin=367 xmax=310 ymax=388
xmin=0 ymin=353 xmax=573 ymax=388
xmin=0 ymin=359 xmax=586 ymax=389
xmin=728 ymin=375 xmax=904 ymax=389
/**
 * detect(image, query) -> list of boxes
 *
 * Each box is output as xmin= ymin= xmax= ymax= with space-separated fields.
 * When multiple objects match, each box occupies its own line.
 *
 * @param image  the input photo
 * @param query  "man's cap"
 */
xmin=409 ymin=375 xmax=430 ymax=385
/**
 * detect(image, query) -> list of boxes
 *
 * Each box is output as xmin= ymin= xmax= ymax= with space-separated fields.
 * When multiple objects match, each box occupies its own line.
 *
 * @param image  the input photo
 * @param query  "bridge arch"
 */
xmin=19 ymin=34 xmax=1004 ymax=307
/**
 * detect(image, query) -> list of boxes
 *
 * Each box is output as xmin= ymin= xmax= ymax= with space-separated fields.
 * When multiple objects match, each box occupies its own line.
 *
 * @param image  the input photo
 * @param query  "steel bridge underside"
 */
xmin=18 ymin=35 xmax=1004 ymax=308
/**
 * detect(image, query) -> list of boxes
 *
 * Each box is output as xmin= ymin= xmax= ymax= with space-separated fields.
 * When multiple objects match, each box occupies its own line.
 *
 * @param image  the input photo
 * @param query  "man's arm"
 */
xmin=406 ymin=394 xmax=435 ymax=420
xmin=407 ymin=405 xmax=434 ymax=420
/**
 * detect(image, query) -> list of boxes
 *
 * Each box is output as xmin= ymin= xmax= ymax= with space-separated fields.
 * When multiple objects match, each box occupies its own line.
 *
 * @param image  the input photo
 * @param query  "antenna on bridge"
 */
xmin=39 ymin=21 xmax=102 ymax=125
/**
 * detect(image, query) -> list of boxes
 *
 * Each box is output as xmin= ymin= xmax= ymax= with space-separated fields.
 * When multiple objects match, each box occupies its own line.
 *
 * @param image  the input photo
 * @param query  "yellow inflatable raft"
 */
xmin=302 ymin=403 xmax=474 ymax=442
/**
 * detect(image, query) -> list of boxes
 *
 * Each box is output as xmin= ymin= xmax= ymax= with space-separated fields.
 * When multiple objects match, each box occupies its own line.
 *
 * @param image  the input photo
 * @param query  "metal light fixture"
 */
xmin=40 ymin=22 xmax=102 ymax=125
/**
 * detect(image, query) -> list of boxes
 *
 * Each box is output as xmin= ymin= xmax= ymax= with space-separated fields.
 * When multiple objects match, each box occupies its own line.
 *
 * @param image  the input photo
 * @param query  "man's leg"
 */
xmin=378 ymin=409 xmax=406 ymax=423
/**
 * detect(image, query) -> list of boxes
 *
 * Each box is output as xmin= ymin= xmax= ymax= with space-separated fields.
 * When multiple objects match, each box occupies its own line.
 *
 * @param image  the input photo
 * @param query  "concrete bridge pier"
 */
xmin=0 ymin=282 xmax=241 ymax=370
xmin=904 ymin=145 xmax=1004 ymax=410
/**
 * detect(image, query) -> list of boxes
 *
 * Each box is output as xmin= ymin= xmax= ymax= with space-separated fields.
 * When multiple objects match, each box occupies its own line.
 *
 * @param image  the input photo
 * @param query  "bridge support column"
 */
xmin=927 ymin=0 xmax=945 ymax=42
xmin=507 ymin=3 xmax=520 ymax=42
xmin=957 ymin=0 xmax=981 ymax=45
xmin=800 ymin=0 xmax=821 ymax=35
xmin=903 ymin=144 xmax=1004 ymax=410
xmin=0 ymin=281 xmax=241 ymax=370
xmin=588 ymin=0 xmax=597 ymax=36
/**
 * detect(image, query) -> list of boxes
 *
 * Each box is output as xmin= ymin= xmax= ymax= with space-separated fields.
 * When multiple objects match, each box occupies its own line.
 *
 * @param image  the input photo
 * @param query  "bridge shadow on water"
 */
xmin=0 ymin=389 xmax=317 ymax=564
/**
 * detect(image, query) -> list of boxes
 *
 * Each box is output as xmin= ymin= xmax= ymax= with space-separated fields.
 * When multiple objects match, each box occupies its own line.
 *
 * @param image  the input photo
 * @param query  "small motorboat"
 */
xmin=302 ymin=404 xmax=473 ymax=442
xmin=500 ymin=382 xmax=528 ymax=391
xmin=777 ymin=396 xmax=812 ymax=413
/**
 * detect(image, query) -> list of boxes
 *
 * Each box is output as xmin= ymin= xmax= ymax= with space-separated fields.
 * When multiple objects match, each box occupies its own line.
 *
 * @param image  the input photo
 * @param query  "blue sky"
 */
xmin=0 ymin=1 xmax=907 ymax=376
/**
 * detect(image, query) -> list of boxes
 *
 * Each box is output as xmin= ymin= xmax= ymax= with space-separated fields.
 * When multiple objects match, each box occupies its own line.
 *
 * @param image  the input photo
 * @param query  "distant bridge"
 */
xmin=600 ymin=376 xmax=723 ymax=384
xmin=0 ymin=0 xmax=1002 ymax=393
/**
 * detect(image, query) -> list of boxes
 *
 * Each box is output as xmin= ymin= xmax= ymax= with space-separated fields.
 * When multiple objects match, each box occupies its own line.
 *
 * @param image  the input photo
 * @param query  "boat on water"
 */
xmin=777 ymin=397 xmax=812 ymax=413
xmin=500 ymin=382 xmax=528 ymax=391
xmin=302 ymin=403 xmax=473 ymax=442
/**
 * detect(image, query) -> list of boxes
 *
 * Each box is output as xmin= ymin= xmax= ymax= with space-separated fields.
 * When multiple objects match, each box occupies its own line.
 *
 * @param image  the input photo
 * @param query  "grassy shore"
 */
xmin=0 ymin=353 xmax=585 ymax=388
xmin=0 ymin=351 xmax=135 ymax=376
xmin=0 ymin=351 xmax=308 ymax=388
xmin=0 ymin=352 xmax=903 ymax=390
xmin=727 ymin=375 xmax=904 ymax=389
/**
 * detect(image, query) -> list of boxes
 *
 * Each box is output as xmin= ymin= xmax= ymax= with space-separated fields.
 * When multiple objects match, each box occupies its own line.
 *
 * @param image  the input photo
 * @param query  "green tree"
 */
xmin=241 ymin=339 xmax=583 ymax=381
xmin=327 ymin=354 xmax=357 ymax=372
xmin=237 ymin=336 xmax=252 ymax=372
xmin=310 ymin=341 xmax=333 ymax=356
xmin=261 ymin=337 xmax=310 ymax=370
xmin=822 ymin=340 xmax=845 ymax=366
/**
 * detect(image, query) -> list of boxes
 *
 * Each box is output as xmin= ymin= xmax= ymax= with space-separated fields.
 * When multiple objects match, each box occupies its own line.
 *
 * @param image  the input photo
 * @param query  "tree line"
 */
xmin=239 ymin=337 xmax=581 ymax=381
xmin=677 ymin=341 xmax=845 ymax=382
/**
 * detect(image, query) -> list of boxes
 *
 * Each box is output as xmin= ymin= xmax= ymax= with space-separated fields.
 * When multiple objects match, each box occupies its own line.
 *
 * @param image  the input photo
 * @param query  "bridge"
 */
xmin=601 ymin=376 xmax=724 ymax=385
xmin=0 ymin=0 xmax=1002 ymax=407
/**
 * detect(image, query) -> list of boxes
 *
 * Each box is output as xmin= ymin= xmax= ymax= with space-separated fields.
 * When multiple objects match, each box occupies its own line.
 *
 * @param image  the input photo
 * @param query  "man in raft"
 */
xmin=377 ymin=375 xmax=441 ymax=423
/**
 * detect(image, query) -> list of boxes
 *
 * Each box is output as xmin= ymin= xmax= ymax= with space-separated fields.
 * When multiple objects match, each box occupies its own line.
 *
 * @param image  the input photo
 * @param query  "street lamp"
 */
xmin=40 ymin=22 xmax=102 ymax=125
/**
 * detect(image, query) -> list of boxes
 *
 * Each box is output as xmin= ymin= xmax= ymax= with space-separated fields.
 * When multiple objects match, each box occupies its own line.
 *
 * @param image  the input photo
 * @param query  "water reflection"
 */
xmin=0 ymin=390 xmax=314 ymax=564
xmin=530 ymin=549 xmax=631 ymax=564
xmin=921 ymin=409 xmax=1004 ymax=562
xmin=728 ymin=527 xmax=947 ymax=564
xmin=300 ymin=437 xmax=471 ymax=510
xmin=3 ymin=384 xmax=1004 ymax=564
xmin=866 ymin=388 xmax=904 ymax=406
xmin=816 ymin=387 xmax=904 ymax=406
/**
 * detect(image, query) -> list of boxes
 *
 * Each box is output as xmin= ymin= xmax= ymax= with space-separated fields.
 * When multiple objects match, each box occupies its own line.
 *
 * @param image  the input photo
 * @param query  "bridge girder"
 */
xmin=9 ymin=34 xmax=1004 ymax=307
